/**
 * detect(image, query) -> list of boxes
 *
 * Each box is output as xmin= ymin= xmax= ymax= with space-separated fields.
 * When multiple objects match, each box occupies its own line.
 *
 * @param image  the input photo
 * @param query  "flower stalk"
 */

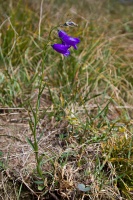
xmin=27 ymin=20 xmax=80 ymax=186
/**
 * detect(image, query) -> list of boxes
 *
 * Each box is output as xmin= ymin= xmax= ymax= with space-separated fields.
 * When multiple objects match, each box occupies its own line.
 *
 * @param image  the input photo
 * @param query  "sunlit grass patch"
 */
xmin=101 ymin=128 xmax=133 ymax=199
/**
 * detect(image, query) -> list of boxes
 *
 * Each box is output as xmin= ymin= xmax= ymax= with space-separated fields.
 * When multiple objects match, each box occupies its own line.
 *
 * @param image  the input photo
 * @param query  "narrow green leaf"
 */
xmin=34 ymin=180 xmax=44 ymax=185
xmin=0 ymin=151 xmax=3 ymax=156
xmin=0 ymin=161 xmax=4 ymax=168
xmin=38 ymin=185 xmax=45 ymax=191
xmin=26 ymin=137 xmax=35 ymax=151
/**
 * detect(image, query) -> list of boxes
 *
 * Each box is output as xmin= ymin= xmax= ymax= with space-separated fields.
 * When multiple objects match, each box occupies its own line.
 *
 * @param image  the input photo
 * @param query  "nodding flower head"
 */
xmin=51 ymin=44 xmax=70 ymax=57
xmin=51 ymin=27 xmax=80 ymax=57
xmin=58 ymin=29 xmax=80 ymax=50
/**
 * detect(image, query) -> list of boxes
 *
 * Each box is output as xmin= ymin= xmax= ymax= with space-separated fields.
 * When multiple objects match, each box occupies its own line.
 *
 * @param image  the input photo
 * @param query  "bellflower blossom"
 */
xmin=58 ymin=30 xmax=80 ymax=50
xmin=51 ymin=21 xmax=80 ymax=56
xmin=51 ymin=44 xmax=70 ymax=57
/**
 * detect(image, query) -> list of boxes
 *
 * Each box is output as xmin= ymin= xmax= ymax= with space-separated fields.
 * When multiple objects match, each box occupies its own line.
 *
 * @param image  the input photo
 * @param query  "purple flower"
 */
xmin=58 ymin=30 xmax=68 ymax=38
xmin=51 ymin=44 xmax=70 ymax=57
xmin=58 ymin=30 xmax=80 ymax=50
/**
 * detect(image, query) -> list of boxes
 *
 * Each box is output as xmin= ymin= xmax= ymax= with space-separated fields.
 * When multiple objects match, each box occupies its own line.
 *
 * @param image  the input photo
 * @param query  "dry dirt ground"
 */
xmin=0 ymin=96 xmax=129 ymax=200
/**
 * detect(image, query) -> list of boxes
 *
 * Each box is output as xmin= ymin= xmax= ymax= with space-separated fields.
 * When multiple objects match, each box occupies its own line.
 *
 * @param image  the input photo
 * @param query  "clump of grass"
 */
xmin=101 ymin=132 xmax=133 ymax=199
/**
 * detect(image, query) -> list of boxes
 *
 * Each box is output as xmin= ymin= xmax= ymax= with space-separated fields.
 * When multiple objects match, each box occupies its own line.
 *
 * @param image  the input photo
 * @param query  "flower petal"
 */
xmin=63 ymin=50 xmax=70 ymax=57
xmin=58 ymin=30 xmax=68 ymax=39
xmin=51 ymin=43 xmax=70 ymax=56
xmin=63 ymin=36 xmax=80 ymax=49
xmin=58 ymin=30 xmax=80 ymax=49
xmin=62 ymin=41 xmax=71 ymax=48
xmin=52 ymin=44 xmax=68 ymax=53
xmin=73 ymin=45 xmax=78 ymax=50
